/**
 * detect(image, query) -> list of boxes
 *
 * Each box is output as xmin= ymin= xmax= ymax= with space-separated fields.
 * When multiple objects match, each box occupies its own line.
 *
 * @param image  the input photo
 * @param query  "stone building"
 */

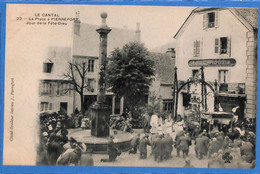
xmin=148 ymin=52 xmax=175 ymax=113
xmin=174 ymin=7 xmax=258 ymax=119
xmin=39 ymin=47 xmax=74 ymax=114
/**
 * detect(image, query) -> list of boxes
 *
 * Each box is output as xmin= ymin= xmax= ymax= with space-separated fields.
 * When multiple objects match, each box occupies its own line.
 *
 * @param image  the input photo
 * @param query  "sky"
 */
xmin=33 ymin=5 xmax=195 ymax=50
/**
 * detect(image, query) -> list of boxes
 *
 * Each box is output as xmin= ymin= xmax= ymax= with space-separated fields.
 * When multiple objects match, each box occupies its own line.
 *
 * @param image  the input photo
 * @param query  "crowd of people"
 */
xmin=124 ymin=111 xmax=256 ymax=168
xmin=37 ymin=108 xmax=256 ymax=168
xmin=37 ymin=112 xmax=94 ymax=166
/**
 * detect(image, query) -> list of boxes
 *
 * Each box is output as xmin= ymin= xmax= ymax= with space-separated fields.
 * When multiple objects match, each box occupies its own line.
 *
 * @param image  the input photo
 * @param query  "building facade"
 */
xmin=39 ymin=47 xmax=74 ymax=114
xmin=148 ymin=52 xmax=175 ymax=113
xmin=174 ymin=7 xmax=258 ymax=119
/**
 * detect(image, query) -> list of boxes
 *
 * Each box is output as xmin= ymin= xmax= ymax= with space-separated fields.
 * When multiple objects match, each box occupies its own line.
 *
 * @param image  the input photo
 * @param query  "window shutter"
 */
xmin=203 ymin=14 xmax=207 ymax=29
xmin=227 ymin=36 xmax=231 ymax=57
xmin=197 ymin=41 xmax=200 ymax=57
xmin=215 ymin=38 xmax=219 ymax=54
xmin=39 ymin=82 xmax=42 ymax=96
xmin=49 ymin=83 xmax=52 ymax=97
xmin=193 ymin=41 xmax=196 ymax=57
xmin=215 ymin=11 xmax=219 ymax=28
xmin=227 ymin=70 xmax=231 ymax=83
xmin=49 ymin=103 xmax=52 ymax=110
xmin=57 ymin=83 xmax=60 ymax=96
xmin=200 ymin=39 xmax=203 ymax=58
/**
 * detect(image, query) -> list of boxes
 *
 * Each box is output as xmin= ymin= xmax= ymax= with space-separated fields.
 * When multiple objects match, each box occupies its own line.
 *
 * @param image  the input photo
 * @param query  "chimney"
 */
xmin=74 ymin=11 xmax=81 ymax=36
xmin=135 ymin=22 xmax=141 ymax=42
xmin=166 ymin=48 xmax=176 ymax=59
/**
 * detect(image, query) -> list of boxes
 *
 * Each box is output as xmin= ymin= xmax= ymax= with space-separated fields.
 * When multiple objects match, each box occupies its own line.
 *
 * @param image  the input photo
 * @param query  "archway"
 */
xmin=172 ymin=66 xmax=217 ymax=120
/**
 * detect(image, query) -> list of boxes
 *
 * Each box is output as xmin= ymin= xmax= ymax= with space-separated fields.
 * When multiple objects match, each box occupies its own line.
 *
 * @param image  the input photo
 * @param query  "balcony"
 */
xmin=219 ymin=83 xmax=245 ymax=94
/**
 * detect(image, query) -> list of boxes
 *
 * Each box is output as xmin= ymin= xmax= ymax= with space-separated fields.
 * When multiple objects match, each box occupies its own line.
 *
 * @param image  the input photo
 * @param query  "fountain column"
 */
xmin=91 ymin=12 xmax=111 ymax=137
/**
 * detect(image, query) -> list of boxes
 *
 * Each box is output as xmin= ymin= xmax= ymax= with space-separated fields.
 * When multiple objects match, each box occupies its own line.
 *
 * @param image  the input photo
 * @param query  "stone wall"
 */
xmin=245 ymin=30 xmax=258 ymax=118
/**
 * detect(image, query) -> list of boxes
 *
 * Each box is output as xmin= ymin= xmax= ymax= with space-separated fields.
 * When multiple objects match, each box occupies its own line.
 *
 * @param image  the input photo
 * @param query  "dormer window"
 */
xmin=43 ymin=62 xmax=53 ymax=73
xmin=203 ymin=11 xmax=218 ymax=29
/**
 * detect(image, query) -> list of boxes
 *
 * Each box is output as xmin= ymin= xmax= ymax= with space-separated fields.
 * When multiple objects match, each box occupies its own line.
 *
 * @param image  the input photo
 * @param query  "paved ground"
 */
xmin=69 ymin=128 xmax=211 ymax=167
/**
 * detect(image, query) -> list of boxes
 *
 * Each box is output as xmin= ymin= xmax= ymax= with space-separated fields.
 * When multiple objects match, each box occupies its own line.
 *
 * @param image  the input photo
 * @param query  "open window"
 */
xmin=208 ymin=12 xmax=215 ymax=28
xmin=203 ymin=11 xmax=218 ymax=29
xmin=215 ymin=37 xmax=231 ymax=56
xmin=87 ymin=78 xmax=95 ymax=92
xmin=43 ymin=62 xmax=53 ymax=73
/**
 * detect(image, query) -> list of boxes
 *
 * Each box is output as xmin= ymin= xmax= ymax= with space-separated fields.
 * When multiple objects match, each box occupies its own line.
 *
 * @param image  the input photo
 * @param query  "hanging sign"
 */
xmin=188 ymin=58 xmax=236 ymax=67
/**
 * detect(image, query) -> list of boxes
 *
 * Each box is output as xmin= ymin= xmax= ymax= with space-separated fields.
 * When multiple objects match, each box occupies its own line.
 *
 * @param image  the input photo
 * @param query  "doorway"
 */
xmin=60 ymin=102 xmax=68 ymax=114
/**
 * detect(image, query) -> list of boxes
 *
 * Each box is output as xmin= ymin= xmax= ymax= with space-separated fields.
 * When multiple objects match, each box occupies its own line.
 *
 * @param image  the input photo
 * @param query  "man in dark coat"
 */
xmin=177 ymin=133 xmax=191 ymax=158
xmin=195 ymin=135 xmax=208 ymax=160
xmin=101 ymin=136 xmax=120 ymax=162
xmin=163 ymin=133 xmax=174 ymax=160
xmin=208 ymin=138 xmax=222 ymax=158
xmin=139 ymin=134 xmax=151 ymax=159
xmin=151 ymin=133 xmax=159 ymax=156
xmin=175 ymin=130 xmax=184 ymax=157
xmin=46 ymin=135 xmax=64 ymax=165
xmin=153 ymin=135 xmax=163 ymax=161
xmin=129 ymin=134 xmax=140 ymax=154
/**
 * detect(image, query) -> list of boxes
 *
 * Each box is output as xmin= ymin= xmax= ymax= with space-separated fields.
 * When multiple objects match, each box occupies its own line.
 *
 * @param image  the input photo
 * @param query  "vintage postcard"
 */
xmin=3 ymin=4 xmax=257 ymax=168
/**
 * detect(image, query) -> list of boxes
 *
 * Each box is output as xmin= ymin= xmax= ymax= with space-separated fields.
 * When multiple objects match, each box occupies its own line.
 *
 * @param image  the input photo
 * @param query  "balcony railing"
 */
xmin=219 ymin=83 xmax=245 ymax=94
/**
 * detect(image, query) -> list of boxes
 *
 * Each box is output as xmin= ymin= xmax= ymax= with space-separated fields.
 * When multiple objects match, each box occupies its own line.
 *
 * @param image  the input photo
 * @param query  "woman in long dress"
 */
xmin=150 ymin=114 xmax=159 ymax=134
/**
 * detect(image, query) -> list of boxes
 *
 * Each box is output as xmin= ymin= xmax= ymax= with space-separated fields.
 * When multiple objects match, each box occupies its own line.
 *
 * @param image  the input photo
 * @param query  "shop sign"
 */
xmin=188 ymin=58 xmax=236 ymax=67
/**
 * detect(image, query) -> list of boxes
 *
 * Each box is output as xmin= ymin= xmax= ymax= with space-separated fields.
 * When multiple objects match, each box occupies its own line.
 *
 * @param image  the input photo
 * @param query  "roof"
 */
xmin=174 ymin=7 xmax=258 ymax=38
xmin=235 ymin=8 xmax=258 ymax=29
xmin=149 ymin=52 xmax=175 ymax=84
xmin=72 ymin=23 xmax=136 ymax=57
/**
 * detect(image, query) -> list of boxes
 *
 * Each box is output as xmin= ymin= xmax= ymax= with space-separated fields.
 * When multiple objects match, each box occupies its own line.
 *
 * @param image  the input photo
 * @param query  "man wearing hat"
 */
xmin=56 ymin=142 xmax=84 ymax=166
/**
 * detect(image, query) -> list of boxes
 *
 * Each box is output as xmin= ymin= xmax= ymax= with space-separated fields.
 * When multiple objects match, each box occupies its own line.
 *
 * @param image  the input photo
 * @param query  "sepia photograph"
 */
xmin=3 ymin=4 xmax=257 ymax=168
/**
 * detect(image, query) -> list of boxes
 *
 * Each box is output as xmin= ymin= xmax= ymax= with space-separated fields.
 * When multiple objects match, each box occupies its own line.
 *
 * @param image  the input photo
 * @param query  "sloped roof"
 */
xmin=149 ymin=52 xmax=175 ymax=84
xmin=72 ymin=23 xmax=136 ymax=57
xmin=235 ymin=8 xmax=258 ymax=29
xmin=174 ymin=7 xmax=258 ymax=38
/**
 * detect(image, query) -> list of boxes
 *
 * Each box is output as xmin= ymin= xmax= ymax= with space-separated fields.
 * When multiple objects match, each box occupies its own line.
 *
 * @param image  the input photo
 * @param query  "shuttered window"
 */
xmin=214 ymin=37 xmax=231 ymax=56
xmin=203 ymin=11 xmax=218 ymax=29
xmin=193 ymin=40 xmax=200 ymax=57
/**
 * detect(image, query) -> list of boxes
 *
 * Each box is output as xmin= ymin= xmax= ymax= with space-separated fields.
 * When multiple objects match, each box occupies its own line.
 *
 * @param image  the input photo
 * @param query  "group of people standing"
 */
xmin=125 ymin=111 xmax=256 ymax=168
xmin=129 ymin=133 xmax=174 ymax=162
